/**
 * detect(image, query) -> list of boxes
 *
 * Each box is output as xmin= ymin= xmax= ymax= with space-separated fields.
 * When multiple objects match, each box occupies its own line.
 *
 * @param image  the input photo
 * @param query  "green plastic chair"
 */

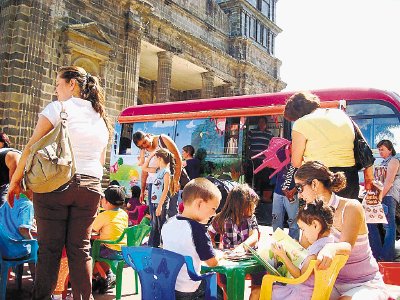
xmin=92 ymin=224 xmax=151 ymax=299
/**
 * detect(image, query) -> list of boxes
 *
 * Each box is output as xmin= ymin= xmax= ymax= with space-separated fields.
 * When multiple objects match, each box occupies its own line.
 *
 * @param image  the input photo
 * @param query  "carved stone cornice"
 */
xmin=62 ymin=22 xmax=115 ymax=61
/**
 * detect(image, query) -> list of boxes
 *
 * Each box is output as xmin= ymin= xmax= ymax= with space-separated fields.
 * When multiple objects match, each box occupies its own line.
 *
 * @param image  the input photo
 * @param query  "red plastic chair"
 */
xmin=251 ymin=137 xmax=291 ymax=178
xmin=128 ymin=205 xmax=148 ymax=226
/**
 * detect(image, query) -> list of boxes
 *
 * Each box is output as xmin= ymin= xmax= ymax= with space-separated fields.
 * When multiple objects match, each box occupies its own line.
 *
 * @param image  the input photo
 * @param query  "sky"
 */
xmin=275 ymin=0 xmax=400 ymax=94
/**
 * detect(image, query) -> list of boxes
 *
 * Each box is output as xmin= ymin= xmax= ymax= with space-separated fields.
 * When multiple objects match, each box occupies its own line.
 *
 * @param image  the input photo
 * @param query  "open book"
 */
xmin=244 ymin=228 xmax=308 ymax=277
xmin=242 ymin=243 xmax=281 ymax=276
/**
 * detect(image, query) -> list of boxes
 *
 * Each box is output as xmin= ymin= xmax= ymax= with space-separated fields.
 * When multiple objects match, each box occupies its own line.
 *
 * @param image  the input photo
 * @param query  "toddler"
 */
xmin=271 ymin=200 xmax=335 ymax=300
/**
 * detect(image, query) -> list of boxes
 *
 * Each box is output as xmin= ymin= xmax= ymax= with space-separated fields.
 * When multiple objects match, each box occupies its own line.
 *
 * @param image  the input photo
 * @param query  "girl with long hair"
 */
xmin=208 ymin=184 xmax=261 ymax=300
xmin=142 ymin=148 xmax=176 ymax=247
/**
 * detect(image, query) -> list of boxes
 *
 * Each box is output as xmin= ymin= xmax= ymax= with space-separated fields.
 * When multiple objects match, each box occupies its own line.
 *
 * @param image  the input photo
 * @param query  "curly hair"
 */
xmin=284 ymin=92 xmax=321 ymax=121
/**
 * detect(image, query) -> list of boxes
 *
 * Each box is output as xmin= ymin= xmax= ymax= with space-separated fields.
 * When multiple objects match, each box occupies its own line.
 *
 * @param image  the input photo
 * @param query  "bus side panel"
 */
xmin=109 ymin=122 xmax=142 ymax=197
xmin=110 ymin=121 xmax=176 ymax=197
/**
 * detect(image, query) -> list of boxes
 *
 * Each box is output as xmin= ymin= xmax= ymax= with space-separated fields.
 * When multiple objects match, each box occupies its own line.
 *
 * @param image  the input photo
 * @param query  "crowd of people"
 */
xmin=1 ymin=66 xmax=399 ymax=300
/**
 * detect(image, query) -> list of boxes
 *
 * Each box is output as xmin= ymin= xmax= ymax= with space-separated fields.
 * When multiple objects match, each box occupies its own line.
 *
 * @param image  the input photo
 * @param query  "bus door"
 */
xmin=244 ymin=115 xmax=285 ymax=201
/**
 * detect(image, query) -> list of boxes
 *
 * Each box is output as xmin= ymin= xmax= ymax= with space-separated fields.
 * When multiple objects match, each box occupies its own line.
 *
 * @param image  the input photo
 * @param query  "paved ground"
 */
xmin=6 ymin=226 xmax=400 ymax=299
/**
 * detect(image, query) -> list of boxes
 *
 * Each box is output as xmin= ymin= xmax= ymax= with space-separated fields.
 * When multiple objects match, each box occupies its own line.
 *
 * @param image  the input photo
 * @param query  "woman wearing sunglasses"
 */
xmin=294 ymin=161 xmax=388 ymax=300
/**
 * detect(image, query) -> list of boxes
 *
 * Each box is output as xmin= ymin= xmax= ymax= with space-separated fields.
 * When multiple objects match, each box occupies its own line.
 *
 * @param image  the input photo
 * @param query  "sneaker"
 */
xmin=92 ymin=275 xmax=101 ymax=293
xmin=51 ymin=295 xmax=62 ymax=300
xmin=65 ymin=293 xmax=73 ymax=300
xmin=98 ymin=273 xmax=116 ymax=294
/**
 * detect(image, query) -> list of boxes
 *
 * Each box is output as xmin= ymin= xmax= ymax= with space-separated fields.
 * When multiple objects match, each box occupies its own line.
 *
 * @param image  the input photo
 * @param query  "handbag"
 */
xmin=352 ymin=120 xmax=375 ymax=170
xmin=22 ymin=102 xmax=76 ymax=193
xmin=362 ymin=191 xmax=387 ymax=224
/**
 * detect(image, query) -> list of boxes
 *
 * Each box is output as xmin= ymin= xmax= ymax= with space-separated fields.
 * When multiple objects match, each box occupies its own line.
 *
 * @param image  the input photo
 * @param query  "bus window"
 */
xmin=224 ymin=118 xmax=240 ymax=154
xmin=118 ymin=123 xmax=133 ymax=155
xmin=347 ymin=101 xmax=397 ymax=116
xmin=347 ymin=100 xmax=400 ymax=151
xmin=174 ymin=119 xmax=207 ymax=150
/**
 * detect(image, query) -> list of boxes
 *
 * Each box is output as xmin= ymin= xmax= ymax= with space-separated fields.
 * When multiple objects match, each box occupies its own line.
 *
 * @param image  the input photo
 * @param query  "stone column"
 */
xmin=201 ymin=71 xmax=214 ymax=99
xmin=156 ymin=51 xmax=173 ymax=103
xmin=0 ymin=1 xmax=52 ymax=149
xmin=122 ymin=8 xmax=142 ymax=108
xmin=223 ymin=83 xmax=234 ymax=97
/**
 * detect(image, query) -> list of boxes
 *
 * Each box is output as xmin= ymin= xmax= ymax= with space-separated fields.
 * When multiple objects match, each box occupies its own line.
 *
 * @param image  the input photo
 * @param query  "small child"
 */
xmin=127 ymin=185 xmax=143 ymax=225
xmin=271 ymin=200 xmax=335 ymax=300
xmin=272 ymin=147 xmax=300 ymax=240
xmin=139 ymin=206 xmax=151 ymax=226
xmin=127 ymin=185 xmax=141 ymax=211
xmin=161 ymin=178 xmax=223 ymax=299
xmin=92 ymin=185 xmax=128 ymax=293
xmin=207 ymin=184 xmax=261 ymax=300
xmin=142 ymin=148 xmax=176 ymax=247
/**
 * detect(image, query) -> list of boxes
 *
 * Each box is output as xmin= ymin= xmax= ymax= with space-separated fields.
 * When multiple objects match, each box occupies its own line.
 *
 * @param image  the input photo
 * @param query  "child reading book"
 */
xmin=208 ymin=184 xmax=262 ymax=300
xmin=271 ymin=200 xmax=334 ymax=300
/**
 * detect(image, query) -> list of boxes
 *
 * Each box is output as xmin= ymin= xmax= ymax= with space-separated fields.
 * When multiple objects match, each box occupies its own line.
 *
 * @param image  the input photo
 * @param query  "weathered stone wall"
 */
xmin=0 ymin=0 xmax=285 ymax=168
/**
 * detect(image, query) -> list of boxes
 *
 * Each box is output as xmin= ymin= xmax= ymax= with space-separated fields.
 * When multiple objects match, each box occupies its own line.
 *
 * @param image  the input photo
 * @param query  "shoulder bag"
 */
xmin=352 ymin=119 xmax=375 ymax=170
xmin=22 ymin=102 xmax=76 ymax=193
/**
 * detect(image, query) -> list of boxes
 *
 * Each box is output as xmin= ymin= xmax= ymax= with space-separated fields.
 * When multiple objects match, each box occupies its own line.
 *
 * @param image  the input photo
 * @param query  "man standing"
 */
xmin=248 ymin=117 xmax=274 ymax=195
xmin=0 ymin=132 xmax=21 ymax=207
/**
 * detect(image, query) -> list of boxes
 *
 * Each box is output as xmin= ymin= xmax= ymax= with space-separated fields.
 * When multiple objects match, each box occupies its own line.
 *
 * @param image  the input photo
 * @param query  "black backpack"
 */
xmin=206 ymin=176 xmax=238 ymax=213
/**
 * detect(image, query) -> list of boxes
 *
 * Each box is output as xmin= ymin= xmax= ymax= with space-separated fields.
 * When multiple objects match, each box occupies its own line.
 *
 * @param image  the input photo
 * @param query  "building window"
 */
xmin=273 ymin=34 xmax=276 ymax=55
xmin=260 ymin=0 xmax=271 ymax=18
xmin=263 ymin=28 xmax=268 ymax=48
xmin=248 ymin=0 xmax=257 ymax=8
xmin=249 ymin=17 xmax=254 ymax=38
xmin=243 ymin=12 xmax=248 ymax=37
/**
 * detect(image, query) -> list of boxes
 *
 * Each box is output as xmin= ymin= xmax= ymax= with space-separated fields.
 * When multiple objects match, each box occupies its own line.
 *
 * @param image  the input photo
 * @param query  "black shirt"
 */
xmin=184 ymin=158 xmax=201 ymax=179
xmin=0 ymin=148 xmax=20 ymax=186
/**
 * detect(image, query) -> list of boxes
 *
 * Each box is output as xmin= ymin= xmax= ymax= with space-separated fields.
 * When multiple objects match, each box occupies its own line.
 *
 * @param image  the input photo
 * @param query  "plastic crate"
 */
xmin=378 ymin=262 xmax=400 ymax=285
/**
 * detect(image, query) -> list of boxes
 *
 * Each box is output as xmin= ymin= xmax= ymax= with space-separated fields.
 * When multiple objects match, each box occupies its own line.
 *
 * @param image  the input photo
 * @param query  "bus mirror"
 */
xmin=339 ymin=99 xmax=347 ymax=110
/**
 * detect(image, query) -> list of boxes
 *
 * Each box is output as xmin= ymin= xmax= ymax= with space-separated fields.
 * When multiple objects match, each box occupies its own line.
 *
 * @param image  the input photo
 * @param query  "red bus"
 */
xmin=110 ymin=87 xmax=400 ymax=199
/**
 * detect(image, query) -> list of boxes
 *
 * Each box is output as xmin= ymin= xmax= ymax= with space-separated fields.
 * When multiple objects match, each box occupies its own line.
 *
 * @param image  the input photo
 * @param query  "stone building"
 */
xmin=0 ymin=0 xmax=285 ymax=154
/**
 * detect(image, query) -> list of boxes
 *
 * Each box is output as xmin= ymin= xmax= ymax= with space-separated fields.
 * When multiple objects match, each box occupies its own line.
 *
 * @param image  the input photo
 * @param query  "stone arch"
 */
xmin=72 ymin=57 xmax=100 ymax=76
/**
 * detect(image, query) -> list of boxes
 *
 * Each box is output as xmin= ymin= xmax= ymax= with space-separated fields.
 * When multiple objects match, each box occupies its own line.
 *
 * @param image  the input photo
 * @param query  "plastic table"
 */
xmin=202 ymin=258 xmax=265 ymax=300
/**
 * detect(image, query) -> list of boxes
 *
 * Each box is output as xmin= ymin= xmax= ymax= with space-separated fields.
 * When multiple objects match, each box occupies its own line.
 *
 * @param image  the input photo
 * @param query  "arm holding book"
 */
xmin=272 ymin=242 xmax=316 ymax=278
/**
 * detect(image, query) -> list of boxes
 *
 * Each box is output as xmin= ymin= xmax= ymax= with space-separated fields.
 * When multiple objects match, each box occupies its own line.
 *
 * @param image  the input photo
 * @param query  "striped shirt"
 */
xmin=248 ymin=128 xmax=274 ymax=159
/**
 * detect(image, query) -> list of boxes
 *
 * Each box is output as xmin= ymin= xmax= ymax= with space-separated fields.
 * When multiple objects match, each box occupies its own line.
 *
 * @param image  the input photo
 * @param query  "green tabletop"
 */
xmin=202 ymin=258 xmax=265 ymax=300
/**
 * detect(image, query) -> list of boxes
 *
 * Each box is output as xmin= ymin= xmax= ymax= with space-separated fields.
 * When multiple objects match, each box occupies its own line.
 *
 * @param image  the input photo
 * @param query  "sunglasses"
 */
xmin=295 ymin=182 xmax=309 ymax=193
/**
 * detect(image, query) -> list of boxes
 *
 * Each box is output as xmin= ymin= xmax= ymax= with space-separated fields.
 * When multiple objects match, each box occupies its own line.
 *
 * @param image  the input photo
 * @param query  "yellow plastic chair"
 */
xmin=259 ymin=254 xmax=349 ymax=300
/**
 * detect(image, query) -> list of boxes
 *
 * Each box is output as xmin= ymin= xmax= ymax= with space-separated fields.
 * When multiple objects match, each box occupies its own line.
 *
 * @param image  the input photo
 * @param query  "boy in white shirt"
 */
xmin=161 ymin=178 xmax=223 ymax=299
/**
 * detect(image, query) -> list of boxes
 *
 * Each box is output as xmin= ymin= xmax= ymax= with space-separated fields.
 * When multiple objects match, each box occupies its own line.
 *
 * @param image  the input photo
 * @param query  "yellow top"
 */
xmin=293 ymin=108 xmax=355 ymax=167
xmin=92 ymin=209 xmax=128 ymax=251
